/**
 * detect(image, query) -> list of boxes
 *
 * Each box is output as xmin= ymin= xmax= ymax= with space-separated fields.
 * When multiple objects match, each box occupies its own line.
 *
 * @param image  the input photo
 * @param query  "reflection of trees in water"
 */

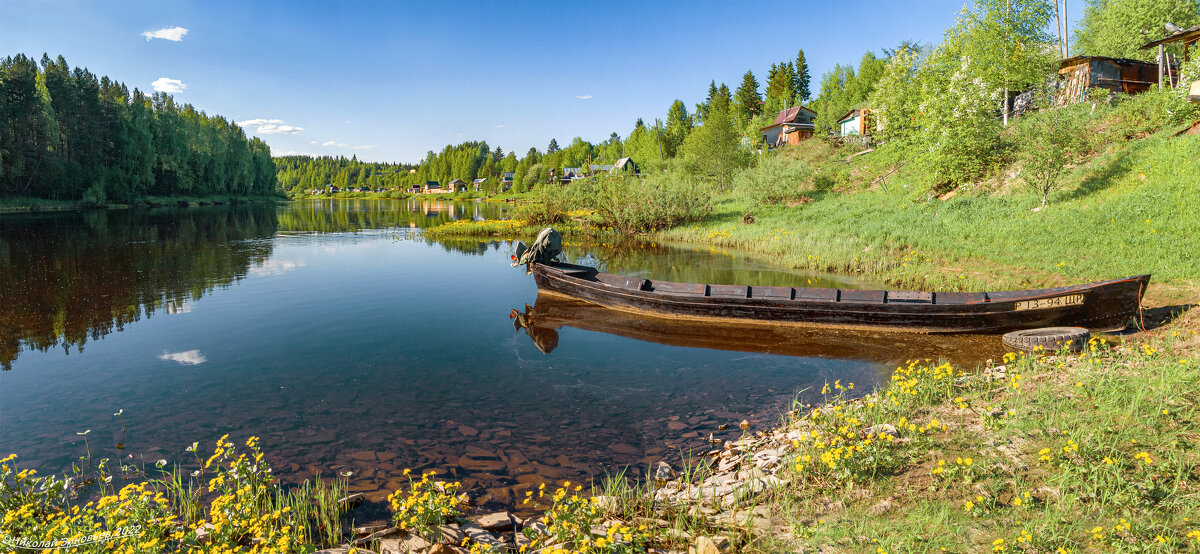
xmin=425 ymin=238 xmax=504 ymax=257
xmin=276 ymin=199 xmax=510 ymax=234
xmin=0 ymin=205 xmax=278 ymax=370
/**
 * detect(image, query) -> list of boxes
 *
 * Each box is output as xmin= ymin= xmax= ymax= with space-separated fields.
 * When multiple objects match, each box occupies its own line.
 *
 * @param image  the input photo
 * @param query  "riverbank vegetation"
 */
xmin=0 ymin=55 xmax=277 ymax=206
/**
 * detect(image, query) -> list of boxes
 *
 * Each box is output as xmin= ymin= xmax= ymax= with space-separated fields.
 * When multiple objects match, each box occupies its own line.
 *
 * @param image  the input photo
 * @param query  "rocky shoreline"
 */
xmin=316 ymin=418 xmax=804 ymax=554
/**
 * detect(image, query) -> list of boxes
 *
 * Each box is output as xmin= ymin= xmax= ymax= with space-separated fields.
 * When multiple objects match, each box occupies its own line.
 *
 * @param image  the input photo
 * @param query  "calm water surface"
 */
xmin=0 ymin=199 xmax=1004 ymax=513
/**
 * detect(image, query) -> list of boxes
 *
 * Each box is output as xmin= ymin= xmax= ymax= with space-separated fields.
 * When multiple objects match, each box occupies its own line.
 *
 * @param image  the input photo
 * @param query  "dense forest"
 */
xmin=0 ymin=54 xmax=277 ymax=204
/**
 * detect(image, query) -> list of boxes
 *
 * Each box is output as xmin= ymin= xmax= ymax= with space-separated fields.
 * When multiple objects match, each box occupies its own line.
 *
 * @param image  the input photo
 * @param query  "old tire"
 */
xmin=1002 ymin=327 xmax=1090 ymax=353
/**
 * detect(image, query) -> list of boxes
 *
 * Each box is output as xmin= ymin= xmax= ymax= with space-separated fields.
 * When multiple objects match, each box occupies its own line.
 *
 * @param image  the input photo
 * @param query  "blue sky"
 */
xmin=1 ymin=0 xmax=1087 ymax=163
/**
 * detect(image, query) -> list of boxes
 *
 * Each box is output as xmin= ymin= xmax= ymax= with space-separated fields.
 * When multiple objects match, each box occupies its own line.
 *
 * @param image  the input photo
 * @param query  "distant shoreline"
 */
xmin=0 ymin=195 xmax=282 ymax=214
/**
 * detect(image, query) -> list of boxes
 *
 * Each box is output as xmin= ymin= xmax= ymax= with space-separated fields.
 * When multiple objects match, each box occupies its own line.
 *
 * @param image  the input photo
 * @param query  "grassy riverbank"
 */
xmin=595 ymin=323 xmax=1200 ymax=553
xmin=656 ymin=131 xmax=1200 ymax=304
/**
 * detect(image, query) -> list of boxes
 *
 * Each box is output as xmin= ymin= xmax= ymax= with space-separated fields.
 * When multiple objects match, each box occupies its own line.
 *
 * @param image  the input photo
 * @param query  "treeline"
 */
xmin=275 ymin=155 xmax=417 ymax=192
xmin=0 ymin=54 xmax=277 ymax=204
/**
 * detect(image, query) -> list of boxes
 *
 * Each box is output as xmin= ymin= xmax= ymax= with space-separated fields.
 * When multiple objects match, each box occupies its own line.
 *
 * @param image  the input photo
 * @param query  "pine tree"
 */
xmin=734 ymin=70 xmax=763 ymax=122
xmin=547 ymin=138 xmax=559 ymax=154
xmin=794 ymin=49 xmax=812 ymax=102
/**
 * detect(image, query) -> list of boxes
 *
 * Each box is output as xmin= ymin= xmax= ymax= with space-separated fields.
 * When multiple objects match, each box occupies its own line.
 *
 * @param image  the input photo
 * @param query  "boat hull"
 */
xmin=531 ymin=262 xmax=1149 ymax=334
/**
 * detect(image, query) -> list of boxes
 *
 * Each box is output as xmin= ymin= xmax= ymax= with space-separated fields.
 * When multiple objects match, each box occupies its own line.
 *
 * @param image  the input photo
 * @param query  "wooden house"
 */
xmin=472 ymin=178 xmax=486 ymax=191
xmin=1056 ymin=56 xmax=1162 ymax=105
xmin=760 ymin=106 xmax=817 ymax=147
xmin=836 ymin=109 xmax=874 ymax=137
xmin=448 ymin=179 xmax=466 ymax=192
xmin=425 ymin=180 xmax=444 ymax=194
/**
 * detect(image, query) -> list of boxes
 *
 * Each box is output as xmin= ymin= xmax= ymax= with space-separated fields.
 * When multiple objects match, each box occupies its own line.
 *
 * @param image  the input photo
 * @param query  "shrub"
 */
xmin=1015 ymin=94 xmax=1090 ymax=208
xmin=732 ymin=154 xmax=815 ymax=206
xmin=587 ymin=172 xmax=713 ymax=234
xmin=516 ymin=183 xmax=580 ymax=225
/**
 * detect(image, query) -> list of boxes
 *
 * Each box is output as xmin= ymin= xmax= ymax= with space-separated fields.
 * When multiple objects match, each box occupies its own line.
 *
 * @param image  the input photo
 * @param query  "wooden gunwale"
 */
xmin=531 ymin=262 xmax=1149 ymax=334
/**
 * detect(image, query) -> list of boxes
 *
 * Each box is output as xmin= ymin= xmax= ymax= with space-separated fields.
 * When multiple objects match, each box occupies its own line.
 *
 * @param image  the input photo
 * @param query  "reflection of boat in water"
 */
xmin=512 ymin=294 xmax=1007 ymax=366
xmin=531 ymin=261 xmax=1149 ymax=334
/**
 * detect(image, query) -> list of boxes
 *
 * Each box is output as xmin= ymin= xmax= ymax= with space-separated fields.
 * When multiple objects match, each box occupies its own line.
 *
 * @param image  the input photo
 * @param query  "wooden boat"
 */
xmin=530 ymin=261 xmax=1150 ymax=334
xmin=513 ymin=293 xmax=1005 ymax=366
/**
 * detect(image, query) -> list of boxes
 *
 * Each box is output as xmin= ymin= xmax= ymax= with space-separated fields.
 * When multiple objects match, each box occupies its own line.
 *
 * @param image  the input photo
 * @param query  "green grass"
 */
xmin=658 ymin=133 xmax=1200 ymax=298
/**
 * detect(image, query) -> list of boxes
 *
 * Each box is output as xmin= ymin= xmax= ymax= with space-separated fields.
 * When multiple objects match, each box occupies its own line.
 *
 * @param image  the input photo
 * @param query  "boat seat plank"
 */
xmin=708 ymin=284 xmax=750 ymax=298
xmin=751 ymin=286 xmax=794 ymax=300
xmin=887 ymin=291 xmax=933 ymax=303
xmin=596 ymin=274 xmax=650 ymax=291
xmin=936 ymin=291 xmax=987 ymax=305
xmin=652 ymin=281 xmax=708 ymax=295
xmin=793 ymin=288 xmax=838 ymax=302
xmin=840 ymin=289 xmax=886 ymax=304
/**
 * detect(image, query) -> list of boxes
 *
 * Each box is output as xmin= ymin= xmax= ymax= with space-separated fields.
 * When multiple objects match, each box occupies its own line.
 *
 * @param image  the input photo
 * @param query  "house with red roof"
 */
xmin=759 ymin=105 xmax=817 ymax=148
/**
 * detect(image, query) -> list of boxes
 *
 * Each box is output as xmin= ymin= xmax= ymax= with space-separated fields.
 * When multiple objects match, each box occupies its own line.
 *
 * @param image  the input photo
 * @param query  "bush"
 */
xmin=587 ymin=172 xmax=713 ymax=233
xmin=516 ymin=183 xmax=580 ymax=225
xmin=1108 ymin=85 xmax=1200 ymax=138
xmin=732 ymin=154 xmax=815 ymax=206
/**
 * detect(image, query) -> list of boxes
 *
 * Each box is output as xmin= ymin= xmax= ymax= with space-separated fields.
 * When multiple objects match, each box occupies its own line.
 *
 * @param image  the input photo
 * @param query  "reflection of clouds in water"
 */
xmin=249 ymin=259 xmax=306 ymax=277
xmin=159 ymin=350 xmax=206 ymax=365
xmin=164 ymin=300 xmax=192 ymax=314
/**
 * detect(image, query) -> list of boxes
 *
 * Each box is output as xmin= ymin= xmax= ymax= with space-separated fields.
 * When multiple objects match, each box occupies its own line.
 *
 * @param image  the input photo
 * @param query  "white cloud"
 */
xmin=142 ymin=26 xmax=188 ymax=42
xmin=575 ymin=95 xmax=593 ymax=100
xmin=353 ymin=144 xmax=377 ymax=150
xmin=322 ymin=140 xmax=346 ymax=147
xmin=257 ymin=124 xmax=304 ymax=134
xmin=309 ymin=140 xmax=317 ymax=144
xmin=249 ymin=259 xmax=306 ymax=277
xmin=236 ymin=118 xmax=282 ymax=127
xmin=151 ymin=77 xmax=186 ymax=93
xmin=159 ymin=350 xmax=206 ymax=365
xmin=237 ymin=118 xmax=304 ymax=135
xmin=164 ymin=300 xmax=192 ymax=314
xmin=496 ymin=124 xmax=506 ymax=128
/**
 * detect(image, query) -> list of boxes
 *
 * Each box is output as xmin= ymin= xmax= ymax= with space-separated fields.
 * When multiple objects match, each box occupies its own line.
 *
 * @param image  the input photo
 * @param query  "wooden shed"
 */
xmin=1056 ymin=56 xmax=1161 ymax=105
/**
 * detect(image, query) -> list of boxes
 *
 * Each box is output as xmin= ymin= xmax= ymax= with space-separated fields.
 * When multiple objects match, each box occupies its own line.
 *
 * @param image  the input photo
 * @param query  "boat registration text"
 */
xmin=1014 ymin=294 xmax=1084 ymax=311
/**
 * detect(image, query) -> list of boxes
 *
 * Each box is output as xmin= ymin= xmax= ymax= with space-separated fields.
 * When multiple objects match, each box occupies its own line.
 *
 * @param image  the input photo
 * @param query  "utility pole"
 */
xmin=1003 ymin=0 xmax=1011 ymax=127
xmin=1055 ymin=0 xmax=1064 ymax=58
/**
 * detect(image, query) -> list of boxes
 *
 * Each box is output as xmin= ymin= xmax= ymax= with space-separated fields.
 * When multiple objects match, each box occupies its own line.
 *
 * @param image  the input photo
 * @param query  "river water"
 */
xmin=0 ymin=199 xmax=1004 ymax=514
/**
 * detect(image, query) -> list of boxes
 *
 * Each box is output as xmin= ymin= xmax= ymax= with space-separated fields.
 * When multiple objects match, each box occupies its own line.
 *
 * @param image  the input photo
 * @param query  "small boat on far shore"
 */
xmin=529 ymin=261 xmax=1149 ymax=334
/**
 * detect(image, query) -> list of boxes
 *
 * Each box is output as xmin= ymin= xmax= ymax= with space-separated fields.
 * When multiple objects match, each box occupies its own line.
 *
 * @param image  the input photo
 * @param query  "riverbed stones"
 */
xmin=653 ymin=461 xmax=675 ymax=482
xmin=377 ymin=531 xmax=428 ymax=554
xmin=435 ymin=524 xmax=466 ymax=544
xmin=460 ymin=522 xmax=506 ymax=549
xmin=475 ymin=511 xmax=515 ymax=533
